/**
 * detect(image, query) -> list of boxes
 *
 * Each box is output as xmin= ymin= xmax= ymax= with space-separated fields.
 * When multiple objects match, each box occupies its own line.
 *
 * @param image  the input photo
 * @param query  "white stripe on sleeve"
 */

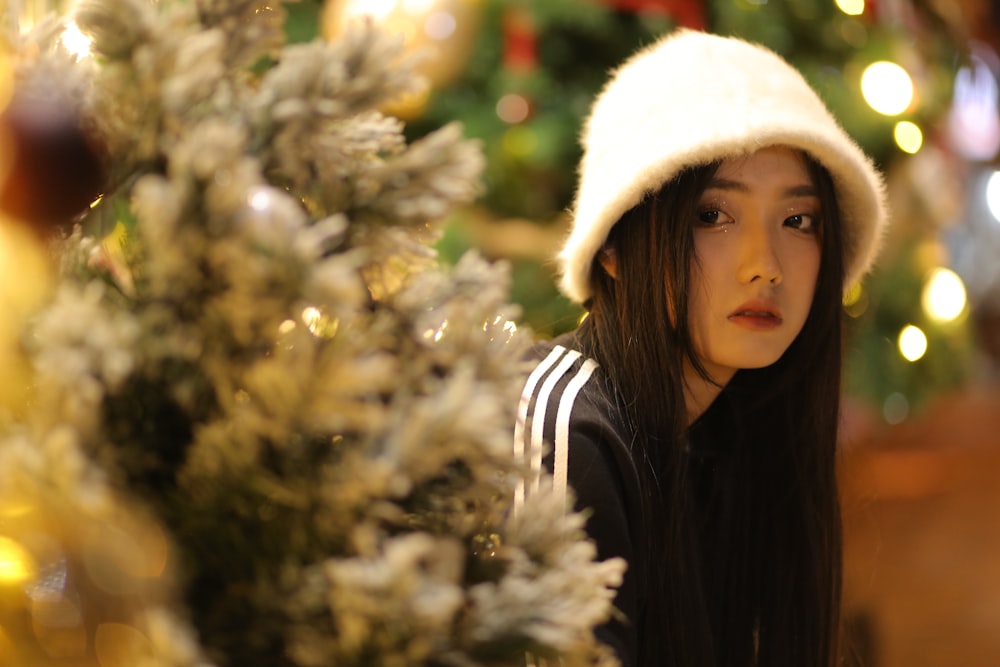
xmin=513 ymin=346 xmax=567 ymax=515
xmin=529 ymin=349 xmax=582 ymax=494
xmin=553 ymin=358 xmax=598 ymax=508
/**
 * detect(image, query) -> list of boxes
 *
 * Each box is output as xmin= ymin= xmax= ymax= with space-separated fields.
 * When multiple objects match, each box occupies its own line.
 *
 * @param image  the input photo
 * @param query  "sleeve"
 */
xmin=515 ymin=344 xmax=640 ymax=667
xmin=561 ymin=411 xmax=639 ymax=667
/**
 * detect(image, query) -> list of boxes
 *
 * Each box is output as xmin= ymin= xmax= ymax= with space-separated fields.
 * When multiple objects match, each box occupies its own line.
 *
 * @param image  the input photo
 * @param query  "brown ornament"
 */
xmin=0 ymin=93 xmax=106 ymax=230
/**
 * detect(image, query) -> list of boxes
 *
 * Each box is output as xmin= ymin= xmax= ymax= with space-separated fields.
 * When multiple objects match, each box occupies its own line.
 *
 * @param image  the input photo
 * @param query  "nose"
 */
xmin=737 ymin=220 xmax=783 ymax=286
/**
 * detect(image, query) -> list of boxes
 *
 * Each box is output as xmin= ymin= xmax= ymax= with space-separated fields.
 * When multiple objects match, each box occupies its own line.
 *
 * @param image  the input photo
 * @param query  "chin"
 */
xmin=729 ymin=350 xmax=786 ymax=371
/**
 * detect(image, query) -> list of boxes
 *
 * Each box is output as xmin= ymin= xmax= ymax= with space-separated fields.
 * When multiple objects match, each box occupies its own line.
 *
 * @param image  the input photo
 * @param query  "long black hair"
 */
xmin=576 ymin=152 xmax=845 ymax=666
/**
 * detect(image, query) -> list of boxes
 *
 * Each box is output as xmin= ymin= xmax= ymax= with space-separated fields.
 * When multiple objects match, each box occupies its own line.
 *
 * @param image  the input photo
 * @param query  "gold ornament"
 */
xmin=321 ymin=0 xmax=482 ymax=118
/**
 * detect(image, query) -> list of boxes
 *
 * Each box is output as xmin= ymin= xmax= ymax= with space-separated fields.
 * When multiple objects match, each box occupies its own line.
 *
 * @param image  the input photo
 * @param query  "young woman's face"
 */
xmin=687 ymin=146 xmax=822 ymax=384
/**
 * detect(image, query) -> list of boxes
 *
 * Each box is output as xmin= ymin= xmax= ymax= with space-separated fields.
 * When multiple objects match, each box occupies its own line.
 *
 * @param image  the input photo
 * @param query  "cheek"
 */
xmin=690 ymin=238 xmax=727 ymax=288
xmin=690 ymin=242 xmax=730 ymax=306
xmin=684 ymin=264 xmax=716 ymax=346
xmin=801 ymin=244 xmax=822 ymax=291
xmin=788 ymin=243 xmax=822 ymax=316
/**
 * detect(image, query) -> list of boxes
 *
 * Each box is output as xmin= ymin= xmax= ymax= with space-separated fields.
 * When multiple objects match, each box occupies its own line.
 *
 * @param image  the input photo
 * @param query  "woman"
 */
xmin=515 ymin=30 xmax=887 ymax=667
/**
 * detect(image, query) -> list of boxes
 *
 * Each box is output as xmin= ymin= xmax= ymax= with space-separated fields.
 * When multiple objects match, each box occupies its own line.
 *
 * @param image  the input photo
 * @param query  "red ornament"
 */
xmin=600 ymin=0 xmax=707 ymax=30
xmin=0 ymin=91 xmax=106 ymax=230
xmin=502 ymin=6 xmax=537 ymax=73
xmin=865 ymin=0 xmax=878 ymax=21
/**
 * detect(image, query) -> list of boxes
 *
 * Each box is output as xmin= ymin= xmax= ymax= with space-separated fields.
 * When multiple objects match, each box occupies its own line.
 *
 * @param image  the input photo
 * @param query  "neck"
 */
xmin=683 ymin=361 xmax=734 ymax=426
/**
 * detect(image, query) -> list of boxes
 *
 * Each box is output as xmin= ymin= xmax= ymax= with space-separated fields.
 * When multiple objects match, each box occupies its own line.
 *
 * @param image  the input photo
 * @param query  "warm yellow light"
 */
xmin=898 ymin=324 xmax=927 ymax=362
xmin=301 ymin=306 xmax=339 ymax=338
xmin=422 ymin=319 xmax=448 ymax=343
xmin=835 ymin=0 xmax=865 ymax=16
xmin=482 ymin=315 xmax=518 ymax=341
xmin=341 ymin=0 xmax=398 ymax=21
xmin=922 ymin=267 xmax=966 ymax=322
xmin=61 ymin=22 xmax=93 ymax=59
xmin=894 ymin=120 xmax=923 ymax=154
xmin=302 ymin=306 xmax=322 ymax=327
xmin=0 ymin=536 xmax=36 ymax=585
xmin=403 ymin=0 xmax=435 ymax=12
xmin=501 ymin=126 xmax=538 ymax=158
xmin=843 ymin=283 xmax=863 ymax=307
xmin=0 ymin=49 xmax=12 ymax=114
xmin=861 ymin=61 xmax=914 ymax=116
xmin=843 ymin=281 xmax=869 ymax=318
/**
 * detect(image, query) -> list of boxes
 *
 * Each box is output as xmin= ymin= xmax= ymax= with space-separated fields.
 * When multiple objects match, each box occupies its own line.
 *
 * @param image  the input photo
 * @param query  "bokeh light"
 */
xmin=502 ymin=125 xmax=538 ymax=158
xmin=986 ymin=170 xmax=1000 ymax=222
xmin=496 ymin=93 xmax=530 ymax=124
xmin=341 ymin=0 xmax=397 ymax=21
xmin=898 ymin=324 xmax=928 ymax=362
xmin=883 ymin=392 xmax=910 ymax=424
xmin=403 ymin=0 xmax=435 ymax=12
xmin=0 ymin=536 xmax=37 ymax=585
xmin=835 ymin=0 xmax=865 ymax=16
xmin=425 ymin=10 xmax=456 ymax=39
xmin=61 ymin=22 xmax=92 ymax=59
xmin=893 ymin=120 xmax=923 ymax=154
xmin=843 ymin=282 xmax=863 ymax=307
xmin=922 ymin=267 xmax=967 ymax=322
xmin=861 ymin=61 xmax=914 ymax=116
xmin=947 ymin=43 xmax=1000 ymax=161
xmin=0 ymin=49 xmax=11 ymax=118
xmin=301 ymin=306 xmax=339 ymax=338
xmin=843 ymin=282 xmax=869 ymax=318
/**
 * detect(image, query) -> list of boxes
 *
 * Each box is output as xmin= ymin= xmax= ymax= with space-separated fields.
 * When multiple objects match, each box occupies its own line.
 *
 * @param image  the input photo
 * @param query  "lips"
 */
xmin=728 ymin=300 xmax=783 ymax=330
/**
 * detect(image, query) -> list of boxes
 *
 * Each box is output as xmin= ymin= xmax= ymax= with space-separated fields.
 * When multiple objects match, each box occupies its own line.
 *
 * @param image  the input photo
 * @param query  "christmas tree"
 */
xmin=0 ymin=0 xmax=623 ymax=665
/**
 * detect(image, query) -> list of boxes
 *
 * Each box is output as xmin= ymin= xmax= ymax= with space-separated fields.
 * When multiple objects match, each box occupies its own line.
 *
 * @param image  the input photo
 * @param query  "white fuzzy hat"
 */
xmin=559 ymin=29 xmax=888 ymax=304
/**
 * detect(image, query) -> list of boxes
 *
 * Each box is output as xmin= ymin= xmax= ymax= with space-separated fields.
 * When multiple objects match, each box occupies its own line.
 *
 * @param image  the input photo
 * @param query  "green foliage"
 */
xmin=407 ymin=0 xmax=675 ymax=222
xmin=845 ymin=242 xmax=977 ymax=415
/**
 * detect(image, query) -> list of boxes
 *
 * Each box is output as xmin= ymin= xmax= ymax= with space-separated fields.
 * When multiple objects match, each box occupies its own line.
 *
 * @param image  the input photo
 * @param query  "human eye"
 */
xmin=784 ymin=212 xmax=819 ymax=233
xmin=696 ymin=207 xmax=734 ymax=227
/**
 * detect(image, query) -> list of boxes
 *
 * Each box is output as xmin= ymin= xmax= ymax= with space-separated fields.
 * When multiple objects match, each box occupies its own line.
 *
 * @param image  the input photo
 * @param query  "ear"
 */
xmin=598 ymin=247 xmax=618 ymax=279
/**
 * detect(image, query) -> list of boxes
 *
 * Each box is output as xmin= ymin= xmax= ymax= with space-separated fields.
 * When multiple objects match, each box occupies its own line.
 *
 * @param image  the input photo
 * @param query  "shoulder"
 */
xmin=516 ymin=333 xmax=637 ymax=507
xmin=518 ymin=333 xmax=617 ymax=451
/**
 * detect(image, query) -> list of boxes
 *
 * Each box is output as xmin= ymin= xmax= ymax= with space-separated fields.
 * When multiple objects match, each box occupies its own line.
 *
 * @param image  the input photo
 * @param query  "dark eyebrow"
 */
xmin=705 ymin=178 xmax=819 ymax=198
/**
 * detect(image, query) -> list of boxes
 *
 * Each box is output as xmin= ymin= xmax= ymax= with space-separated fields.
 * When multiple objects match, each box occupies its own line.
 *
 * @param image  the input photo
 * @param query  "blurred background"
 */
xmin=4 ymin=0 xmax=1000 ymax=665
